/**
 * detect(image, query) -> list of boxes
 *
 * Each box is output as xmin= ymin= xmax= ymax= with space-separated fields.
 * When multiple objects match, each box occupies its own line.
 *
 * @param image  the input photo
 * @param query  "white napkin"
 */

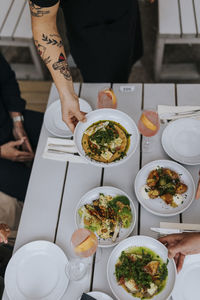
xmin=43 ymin=137 xmax=87 ymax=164
xmin=158 ymin=105 xmax=200 ymax=122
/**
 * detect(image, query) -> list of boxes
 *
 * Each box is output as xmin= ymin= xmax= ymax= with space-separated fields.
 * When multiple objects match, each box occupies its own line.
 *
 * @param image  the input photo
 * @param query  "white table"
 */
xmin=3 ymin=83 xmax=200 ymax=300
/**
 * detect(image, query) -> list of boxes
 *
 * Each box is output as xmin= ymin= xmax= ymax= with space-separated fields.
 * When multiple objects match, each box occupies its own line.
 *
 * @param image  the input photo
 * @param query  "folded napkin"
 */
xmin=43 ymin=137 xmax=87 ymax=164
xmin=81 ymin=293 xmax=96 ymax=300
xmin=158 ymin=105 xmax=200 ymax=122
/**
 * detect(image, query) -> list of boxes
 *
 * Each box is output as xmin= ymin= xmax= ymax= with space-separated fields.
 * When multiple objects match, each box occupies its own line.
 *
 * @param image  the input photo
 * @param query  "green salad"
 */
xmin=78 ymin=193 xmax=132 ymax=241
xmin=115 ymin=247 xmax=168 ymax=299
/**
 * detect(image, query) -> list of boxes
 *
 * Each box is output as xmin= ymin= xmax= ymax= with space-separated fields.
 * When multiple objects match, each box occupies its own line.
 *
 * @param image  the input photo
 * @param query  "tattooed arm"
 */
xmin=29 ymin=0 xmax=86 ymax=132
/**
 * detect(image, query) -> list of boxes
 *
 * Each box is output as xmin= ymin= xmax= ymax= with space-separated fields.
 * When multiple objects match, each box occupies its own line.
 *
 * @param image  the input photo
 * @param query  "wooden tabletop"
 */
xmin=3 ymin=83 xmax=200 ymax=300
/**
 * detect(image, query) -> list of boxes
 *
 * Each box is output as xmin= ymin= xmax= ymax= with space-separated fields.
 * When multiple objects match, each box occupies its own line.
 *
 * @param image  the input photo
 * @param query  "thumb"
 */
xmin=75 ymin=111 xmax=86 ymax=122
xmin=11 ymin=138 xmax=26 ymax=147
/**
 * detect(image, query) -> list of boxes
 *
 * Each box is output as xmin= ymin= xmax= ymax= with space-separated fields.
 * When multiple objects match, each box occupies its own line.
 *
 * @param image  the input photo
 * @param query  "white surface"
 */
xmin=79 ymin=291 xmax=113 ymax=300
xmin=159 ymin=0 xmax=181 ymax=36
xmin=194 ymin=0 xmax=200 ymax=36
xmin=179 ymin=0 xmax=196 ymax=36
xmin=74 ymin=108 xmax=139 ymax=167
xmin=5 ymin=241 xmax=69 ymax=300
xmin=162 ymin=118 xmax=200 ymax=165
xmin=0 ymin=0 xmax=13 ymax=31
xmin=14 ymin=2 xmax=32 ymax=39
xmin=44 ymin=98 xmax=92 ymax=137
xmin=172 ymin=254 xmax=200 ymax=300
xmin=75 ymin=186 xmax=136 ymax=247
xmin=107 ymin=236 xmax=176 ymax=300
xmin=1 ymin=0 xmax=25 ymax=37
xmin=135 ymin=160 xmax=195 ymax=217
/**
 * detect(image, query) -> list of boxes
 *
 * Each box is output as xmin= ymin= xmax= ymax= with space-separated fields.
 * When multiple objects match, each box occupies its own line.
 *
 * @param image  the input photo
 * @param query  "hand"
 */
xmin=159 ymin=233 xmax=200 ymax=272
xmin=60 ymin=92 xmax=86 ymax=132
xmin=1 ymin=138 xmax=34 ymax=162
xmin=0 ymin=224 xmax=10 ymax=244
xmin=13 ymin=121 xmax=33 ymax=154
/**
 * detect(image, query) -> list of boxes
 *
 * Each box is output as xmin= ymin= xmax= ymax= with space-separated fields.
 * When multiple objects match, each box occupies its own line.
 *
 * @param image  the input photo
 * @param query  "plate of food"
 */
xmin=75 ymin=186 xmax=136 ymax=247
xmin=162 ymin=118 xmax=200 ymax=165
xmin=44 ymin=98 xmax=92 ymax=137
xmin=134 ymin=160 xmax=195 ymax=217
xmin=107 ymin=236 xmax=176 ymax=300
xmin=74 ymin=108 xmax=139 ymax=167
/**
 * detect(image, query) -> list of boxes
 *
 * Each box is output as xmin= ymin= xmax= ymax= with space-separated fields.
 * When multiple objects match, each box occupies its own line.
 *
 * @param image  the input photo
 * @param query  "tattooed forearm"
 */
xmin=52 ymin=53 xmax=72 ymax=80
xmin=34 ymin=40 xmax=51 ymax=65
xmin=29 ymin=1 xmax=50 ymax=17
xmin=42 ymin=34 xmax=63 ymax=47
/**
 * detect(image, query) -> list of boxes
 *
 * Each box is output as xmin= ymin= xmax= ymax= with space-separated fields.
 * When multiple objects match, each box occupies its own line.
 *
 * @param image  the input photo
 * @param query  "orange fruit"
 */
xmin=75 ymin=232 xmax=96 ymax=253
xmin=104 ymin=89 xmax=117 ymax=106
xmin=141 ymin=114 xmax=157 ymax=131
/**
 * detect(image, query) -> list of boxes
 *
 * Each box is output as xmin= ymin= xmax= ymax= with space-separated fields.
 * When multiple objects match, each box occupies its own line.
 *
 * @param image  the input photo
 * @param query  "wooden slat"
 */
xmin=1 ymin=0 xmax=25 ymax=38
xmin=92 ymin=84 xmax=142 ymax=297
xmin=158 ymin=0 xmax=181 ymax=37
xmin=176 ymin=84 xmax=200 ymax=224
xmin=179 ymin=0 xmax=197 ymax=37
xmin=0 ymin=0 xmax=13 ymax=32
xmin=55 ymin=83 xmax=110 ymax=300
xmin=194 ymin=0 xmax=200 ymax=37
xmin=140 ymin=84 xmax=179 ymax=238
xmin=14 ymin=1 xmax=32 ymax=39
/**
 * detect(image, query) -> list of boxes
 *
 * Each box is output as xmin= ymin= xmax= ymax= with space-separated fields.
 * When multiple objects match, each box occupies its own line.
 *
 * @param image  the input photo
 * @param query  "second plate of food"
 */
xmin=107 ymin=236 xmax=176 ymax=300
xmin=134 ymin=160 xmax=195 ymax=217
xmin=75 ymin=186 xmax=136 ymax=247
xmin=74 ymin=108 xmax=139 ymax=167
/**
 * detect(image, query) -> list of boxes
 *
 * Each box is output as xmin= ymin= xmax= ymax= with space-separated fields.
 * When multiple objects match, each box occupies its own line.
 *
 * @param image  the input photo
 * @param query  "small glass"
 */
xmin=65 ymin=229 xmax=98 ymax=281
xmin=138 ymin=108 xmax=160 ymax=152
xmin=97 ymin=89 xmax=117 ymax=109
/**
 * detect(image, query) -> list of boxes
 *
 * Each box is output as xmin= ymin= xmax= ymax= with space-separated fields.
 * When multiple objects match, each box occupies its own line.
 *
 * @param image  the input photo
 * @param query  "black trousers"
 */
xmin=0 ymin=110 xmax=43 ymax=202
xmin=62 ymin=0 xmax=143 ymax=83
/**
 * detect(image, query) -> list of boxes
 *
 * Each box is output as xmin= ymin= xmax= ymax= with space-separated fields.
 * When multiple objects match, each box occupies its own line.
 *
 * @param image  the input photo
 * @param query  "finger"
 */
xmin=65 ymin=116 xmax=75 ymax=133
xmin=11 ymin=138 xmax=26 ymax=147
xmin=75 ymin=111 xmax=87 ymax=123
xmin=159 ymin=234 xmax=183 ymax=245
xmin=177 ymin=254 xmax=185 ymax=273
xmin=168 ymin=243 xmax=184 ymax=259
xmin=174 ymin=253 xmax=179 ymax=265
xmin=23 ymin=138 xmax=33 ymax=153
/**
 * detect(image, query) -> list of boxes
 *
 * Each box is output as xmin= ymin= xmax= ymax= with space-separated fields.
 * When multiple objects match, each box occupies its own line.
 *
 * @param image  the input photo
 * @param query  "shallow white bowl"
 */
xmin=74 ymin=108 xmax=139 ymax=167
xmin=107 ymin=236 xmax=177 ymax=300
xmin=75 ymin=186 xmax=136 ymax=247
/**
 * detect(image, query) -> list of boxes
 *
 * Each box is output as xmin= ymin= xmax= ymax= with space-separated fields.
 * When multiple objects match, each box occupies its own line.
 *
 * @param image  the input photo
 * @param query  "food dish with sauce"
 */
xmin=142 ymin=167 xmax=188 ymax=208
xmin=81 ymin=120 xmax=131 ymax=163
xmin=115 ymin=247 xmax=168 ymax=299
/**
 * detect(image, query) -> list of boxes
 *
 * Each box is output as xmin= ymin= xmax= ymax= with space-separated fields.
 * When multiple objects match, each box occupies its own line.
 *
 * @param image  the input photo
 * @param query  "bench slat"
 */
xmin=1 ymin=0 xmax=25 ymax=38
xmin=179 ymin=0 xmax=197 ymax=37
xmin=159 ymin=0 xmax=181 ymax=37
xmin=14 ymin=1 xmax=32 ymax=39
xmin=194 ymin=0 xmax=200 ymax=37
xmin=0 ymin=0 xmax=13 ymax=33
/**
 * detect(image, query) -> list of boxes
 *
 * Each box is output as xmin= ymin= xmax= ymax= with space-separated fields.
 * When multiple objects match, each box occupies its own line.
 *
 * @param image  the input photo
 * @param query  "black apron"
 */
xmin=61 ymin=0 xmax=143 ymax=82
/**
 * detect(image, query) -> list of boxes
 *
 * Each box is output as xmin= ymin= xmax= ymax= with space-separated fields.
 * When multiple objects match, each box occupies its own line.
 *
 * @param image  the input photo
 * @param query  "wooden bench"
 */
xmin=155 ymin=0 xmax=200 ymax=81
xmin=0 ymin=0 xmax=44 ymax=80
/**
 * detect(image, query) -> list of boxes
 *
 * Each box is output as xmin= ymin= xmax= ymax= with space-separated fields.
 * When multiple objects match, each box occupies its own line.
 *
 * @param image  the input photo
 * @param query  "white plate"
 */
xmin=5 ymin=241 xmax=69 ymax=300
xmin=107 ymin=236 xmax=177 ymax=300
xmin=74 ymin=108 xmax=139 ymax=167
xmin=134 ymin=160 xmax=195 ymax=217
xmin=75 ymin=186 xmax=136 ymax=247
xmin=162 ymin=118 xmax=200 ymax=165
xmin=172 ymin=253 xmax=200 ymax=300
xmin=44 ymin=98 xmax=92 ymax=137
xmin=78 ymin=291 xmax=113 ymax=300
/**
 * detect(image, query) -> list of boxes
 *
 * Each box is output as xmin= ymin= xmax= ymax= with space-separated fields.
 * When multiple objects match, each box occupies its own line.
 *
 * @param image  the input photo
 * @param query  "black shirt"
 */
xmin=0 ymin=54 xmax=26 ymax=145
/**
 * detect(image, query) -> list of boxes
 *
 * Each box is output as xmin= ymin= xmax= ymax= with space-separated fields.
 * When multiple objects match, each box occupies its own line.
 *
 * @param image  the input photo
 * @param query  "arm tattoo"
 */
xmin=42 ymin=34 xmax=63 ymax=47
xmin=52 ymin=53 xmax=72 ymax=80
xmin=34 ymin=40 xmax=51 ymax=65
xmin=29 ymin=1 xmax=50 ymax=17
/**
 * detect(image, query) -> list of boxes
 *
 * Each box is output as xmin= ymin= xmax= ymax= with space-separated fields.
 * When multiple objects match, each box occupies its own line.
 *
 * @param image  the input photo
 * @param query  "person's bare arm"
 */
xmin=29 ymin=1 xmax=86 ymax=132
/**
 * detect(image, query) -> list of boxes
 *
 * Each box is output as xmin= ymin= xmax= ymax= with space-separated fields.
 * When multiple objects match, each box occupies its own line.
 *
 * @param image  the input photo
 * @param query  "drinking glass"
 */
xmin=138 ymin=108 xmax=160 ymax=152
xmin=65 ymin=228 xmax=98 ymax=281
xmin=97 ymin=89 xmax=117 ymax=109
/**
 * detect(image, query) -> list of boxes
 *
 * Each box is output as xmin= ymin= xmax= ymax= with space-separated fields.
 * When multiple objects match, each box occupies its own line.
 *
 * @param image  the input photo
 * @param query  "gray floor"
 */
xmin=1 ymin=1 xmax=200 ymax=83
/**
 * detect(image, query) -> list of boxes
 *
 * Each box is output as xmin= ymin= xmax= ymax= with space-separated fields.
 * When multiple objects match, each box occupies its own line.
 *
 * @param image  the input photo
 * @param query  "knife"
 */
xmin=48 ymin=149 xmax=79 ymax=156
xmin=150 ymin=227 xmax=200 ymax=235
